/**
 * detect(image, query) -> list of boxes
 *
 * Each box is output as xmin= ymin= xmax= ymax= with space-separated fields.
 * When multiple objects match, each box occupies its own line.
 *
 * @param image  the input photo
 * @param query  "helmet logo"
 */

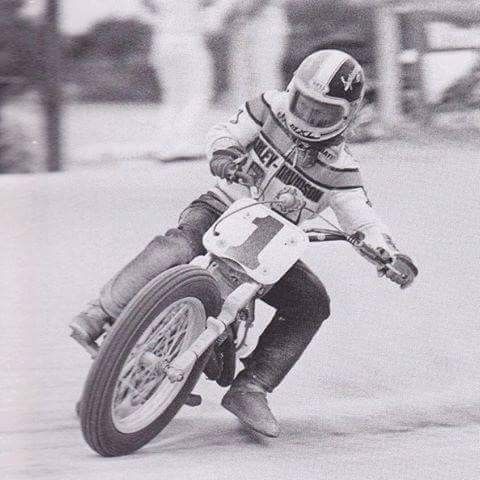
xmin=341 ymin=67 xmax=362 ymax=92
xmin=289 ymin=122 xmax=321 ymax=140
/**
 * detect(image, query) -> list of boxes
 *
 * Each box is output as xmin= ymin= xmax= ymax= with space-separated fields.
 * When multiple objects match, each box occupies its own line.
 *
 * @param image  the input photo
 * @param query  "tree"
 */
xmin=80 ymin=18 xmax=152 ymax=61
xmin=0 ymin=0 xmax=39 ymax=86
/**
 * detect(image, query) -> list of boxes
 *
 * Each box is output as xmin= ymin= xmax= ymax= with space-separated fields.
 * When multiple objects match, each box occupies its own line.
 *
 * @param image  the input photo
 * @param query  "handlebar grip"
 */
xmin=382 ymin=263 xmax=408 ymax=280
xmin=307 ymin=233 xmax=347 ymax=242
xmin=355 ymin=242 xmax=394 ymax=266
xmin=233 ymin=172 xmax=255 ymax=186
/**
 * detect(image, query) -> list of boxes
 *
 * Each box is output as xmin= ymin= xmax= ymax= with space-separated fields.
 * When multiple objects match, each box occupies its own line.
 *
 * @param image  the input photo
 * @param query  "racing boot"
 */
xmin=221 ymin=372 xmax=280 ymax=438
xmin=69 ymin=299 xmax=113 ymax=353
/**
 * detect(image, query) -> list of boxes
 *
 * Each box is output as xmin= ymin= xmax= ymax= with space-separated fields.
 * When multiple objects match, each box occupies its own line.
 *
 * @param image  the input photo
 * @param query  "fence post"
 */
xmin=375 ymin=5 xmax=402 ymax=135
xmin=410 ymin=12 xmax=431 ymax=124
xmin=43 ymin=0 xmax=62 ymax=172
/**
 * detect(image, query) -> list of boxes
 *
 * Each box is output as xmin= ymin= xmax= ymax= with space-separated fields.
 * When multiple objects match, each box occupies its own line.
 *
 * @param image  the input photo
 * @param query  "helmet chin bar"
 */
xmin=285 ymin=113 xmax=348 ymax=143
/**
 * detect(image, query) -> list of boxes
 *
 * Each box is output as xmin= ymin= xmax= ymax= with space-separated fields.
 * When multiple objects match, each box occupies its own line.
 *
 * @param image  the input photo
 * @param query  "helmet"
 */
xmin=285 ymin=50 xmax=365 ymax=143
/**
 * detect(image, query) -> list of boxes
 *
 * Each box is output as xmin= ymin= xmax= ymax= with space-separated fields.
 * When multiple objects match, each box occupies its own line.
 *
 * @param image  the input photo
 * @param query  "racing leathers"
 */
xmin=202 ymin=90 xmax=416 ymax=391
xmin=208 ymin=89 xmax=398 ymax=259
xmin=77 ymin=89 xmax=416 ymax=396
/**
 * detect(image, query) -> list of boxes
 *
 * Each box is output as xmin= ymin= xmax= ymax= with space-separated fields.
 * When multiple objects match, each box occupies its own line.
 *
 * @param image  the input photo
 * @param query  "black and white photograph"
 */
xmin=1 ymin=0 xmax=479 ymax=478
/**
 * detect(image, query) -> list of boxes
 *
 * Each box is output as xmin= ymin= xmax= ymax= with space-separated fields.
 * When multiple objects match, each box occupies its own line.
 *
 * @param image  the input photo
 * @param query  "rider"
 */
xmin=70 ymin=50 xmax=418 ymax=437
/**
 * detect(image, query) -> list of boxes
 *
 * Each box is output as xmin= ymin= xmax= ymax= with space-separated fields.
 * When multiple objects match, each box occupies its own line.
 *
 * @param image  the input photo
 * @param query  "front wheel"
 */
xmin=80 ymin=265 xmax=222 ymax=457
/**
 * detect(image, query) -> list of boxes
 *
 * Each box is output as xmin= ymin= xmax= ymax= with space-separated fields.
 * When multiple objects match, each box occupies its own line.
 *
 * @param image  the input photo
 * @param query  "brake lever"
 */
xmin=364 ymin=246 xmax=408 ymax=283
xmin=355 ymin=242 xmax=405 ymax=280
xmin=355 ymin=241 xmax=390 ymax=264
xmin=378 ymin=262 xmax=408 ymax=282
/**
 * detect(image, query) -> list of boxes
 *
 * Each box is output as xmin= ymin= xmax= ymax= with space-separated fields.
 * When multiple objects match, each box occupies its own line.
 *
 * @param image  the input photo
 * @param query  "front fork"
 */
xmin=141 ymin=255 xmax=262 ymax=382
xmin=159 ymin=281 xmax=260 ymax=382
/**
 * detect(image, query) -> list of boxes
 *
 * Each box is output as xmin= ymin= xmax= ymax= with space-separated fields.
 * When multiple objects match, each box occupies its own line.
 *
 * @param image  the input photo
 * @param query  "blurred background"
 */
xmin=1 ymin=0 xmax=480 ymax=173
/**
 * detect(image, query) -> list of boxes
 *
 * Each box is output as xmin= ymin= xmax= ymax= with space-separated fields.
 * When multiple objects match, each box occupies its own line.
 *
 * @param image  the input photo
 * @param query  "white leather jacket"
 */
xmin=206 ymin=90 xmax=398 ymax=254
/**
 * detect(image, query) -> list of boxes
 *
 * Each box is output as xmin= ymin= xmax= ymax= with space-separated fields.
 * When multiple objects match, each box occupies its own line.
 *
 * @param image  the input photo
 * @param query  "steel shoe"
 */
xmin=221 ymin=375 xmax=280 ymax=437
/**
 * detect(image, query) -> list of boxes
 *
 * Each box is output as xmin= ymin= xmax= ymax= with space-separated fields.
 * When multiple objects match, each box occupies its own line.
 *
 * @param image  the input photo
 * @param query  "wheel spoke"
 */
xmin=134 ymin=366 xmax=160 ymax=397
xmin=132 ymin=376 xmax=163 ymax=405
xmin=116 ymin=307 xmax=191 ymax=399
xmin=111 ymin=297 xmax=206 ymax=433
xmin=115 ymin=377 xmax=140 ymax=407
xmin=166 ymin=329 xmax=187 ymax=360
xmin=144 ymin=305 xmax=190 ymax=351
xmin=165 ymin=319 xmax=187 ymax=354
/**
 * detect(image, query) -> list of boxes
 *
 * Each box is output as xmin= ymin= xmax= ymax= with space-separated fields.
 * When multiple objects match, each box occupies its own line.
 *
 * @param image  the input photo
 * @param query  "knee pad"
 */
xmin=166 ymin=226 xmax=206 ymax=258
xmin=147 ymin=229 xmax=199 ymax=265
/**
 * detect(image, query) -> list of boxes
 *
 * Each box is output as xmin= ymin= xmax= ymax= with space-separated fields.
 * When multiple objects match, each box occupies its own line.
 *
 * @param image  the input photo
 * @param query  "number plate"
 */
xmin=203 ymin=198 xmax=308 ymax=284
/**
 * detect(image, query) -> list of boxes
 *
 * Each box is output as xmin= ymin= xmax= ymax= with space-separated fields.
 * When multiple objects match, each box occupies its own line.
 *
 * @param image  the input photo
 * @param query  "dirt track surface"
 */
xmin=1 ymin=138 xmax=479 ymax=479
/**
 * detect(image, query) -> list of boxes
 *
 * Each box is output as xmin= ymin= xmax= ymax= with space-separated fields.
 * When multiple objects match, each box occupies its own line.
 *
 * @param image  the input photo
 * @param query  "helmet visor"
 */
xmin=290 ymin=91 xmax=345 ymax=129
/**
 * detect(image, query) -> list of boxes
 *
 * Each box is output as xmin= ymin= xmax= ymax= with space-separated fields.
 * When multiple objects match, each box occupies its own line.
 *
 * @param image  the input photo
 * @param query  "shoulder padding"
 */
xmin=245 ymin=90 xmax=285 ymax=126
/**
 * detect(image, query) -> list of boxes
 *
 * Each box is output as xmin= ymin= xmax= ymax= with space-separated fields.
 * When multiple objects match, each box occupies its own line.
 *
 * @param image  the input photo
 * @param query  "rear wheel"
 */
xmin=80 ymin=265 xmax=221 ymax=456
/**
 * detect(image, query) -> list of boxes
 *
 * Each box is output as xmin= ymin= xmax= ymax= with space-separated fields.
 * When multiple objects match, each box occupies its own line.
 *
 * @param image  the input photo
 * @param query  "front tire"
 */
xmin=80 ymin=265 xmax=222 ymax=456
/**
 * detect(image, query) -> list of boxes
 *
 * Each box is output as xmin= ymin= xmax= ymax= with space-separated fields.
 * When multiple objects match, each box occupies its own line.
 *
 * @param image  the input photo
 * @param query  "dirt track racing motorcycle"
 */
xmin=76 ymin=188 xmax=407 ymax=457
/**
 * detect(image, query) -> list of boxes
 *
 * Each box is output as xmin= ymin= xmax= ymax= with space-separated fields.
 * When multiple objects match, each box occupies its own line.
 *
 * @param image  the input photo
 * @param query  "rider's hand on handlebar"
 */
xmin=224 ymin=157 xmax=255 ymax=186
xmin=380 ymin=253 xmax=418 ymax=289
xmin=210 ymin=152 xmax=255 ymax=186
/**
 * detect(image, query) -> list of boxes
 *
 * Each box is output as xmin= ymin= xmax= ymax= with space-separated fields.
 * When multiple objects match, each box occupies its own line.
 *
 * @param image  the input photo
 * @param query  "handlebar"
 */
xmin=305 ymin=227 xmax=407 ymax=280
xmin=304 ymin=228 xmax=347 ymax=243
xmin=229 ymin=184 xmax=407 ymax=282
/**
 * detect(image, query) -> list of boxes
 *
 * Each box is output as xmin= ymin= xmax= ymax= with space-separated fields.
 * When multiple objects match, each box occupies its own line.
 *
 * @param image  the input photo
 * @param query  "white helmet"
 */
xmin=285 ymin=50 xmax=366 ymax=143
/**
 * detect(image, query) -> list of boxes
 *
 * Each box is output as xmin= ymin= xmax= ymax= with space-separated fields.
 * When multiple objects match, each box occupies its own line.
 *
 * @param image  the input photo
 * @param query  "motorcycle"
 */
xmin=75 ymin=187 xmax=406 ymax=457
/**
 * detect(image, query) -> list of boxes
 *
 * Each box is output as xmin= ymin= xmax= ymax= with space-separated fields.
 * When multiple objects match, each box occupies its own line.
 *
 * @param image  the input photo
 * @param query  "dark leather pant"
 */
xmin=100 ymin=192 xmax=330 ymax=392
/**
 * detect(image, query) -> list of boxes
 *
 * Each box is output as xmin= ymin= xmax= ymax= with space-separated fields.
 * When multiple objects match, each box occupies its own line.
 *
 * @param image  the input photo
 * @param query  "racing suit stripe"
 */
xmin=297 ymin=165 xmax=363 ymax=190
xmin=260 ymin=116 xmax=363 ymax=190
xmin=212 ymin=146 xmax=244 ymax=159
xmin=261 ymin=93 xmax=293 ymax=137
xmin=315 ymin=157 xmax=359 ymax=173
xmin=328 ymin=188 xmax=397 ymax=255
xmin=245 ymin=96 xmax=268 ymax=126
xmin=206 ymin=89 xmax=399 ymax=257
xmin=245 ymin=102 xmax=264 ymax=126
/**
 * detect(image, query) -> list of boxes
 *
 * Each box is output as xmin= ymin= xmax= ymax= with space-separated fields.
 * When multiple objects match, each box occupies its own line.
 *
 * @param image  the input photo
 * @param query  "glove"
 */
xmin=381 ymin=253 xmax=418 ymax=289
xmin=210 ymin=151 xmax=253 ymax=185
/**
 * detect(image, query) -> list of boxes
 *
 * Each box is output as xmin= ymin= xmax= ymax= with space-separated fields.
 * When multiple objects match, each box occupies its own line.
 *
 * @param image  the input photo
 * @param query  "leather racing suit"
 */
xmin=98 ymin=90 xmax=398 ymax=392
